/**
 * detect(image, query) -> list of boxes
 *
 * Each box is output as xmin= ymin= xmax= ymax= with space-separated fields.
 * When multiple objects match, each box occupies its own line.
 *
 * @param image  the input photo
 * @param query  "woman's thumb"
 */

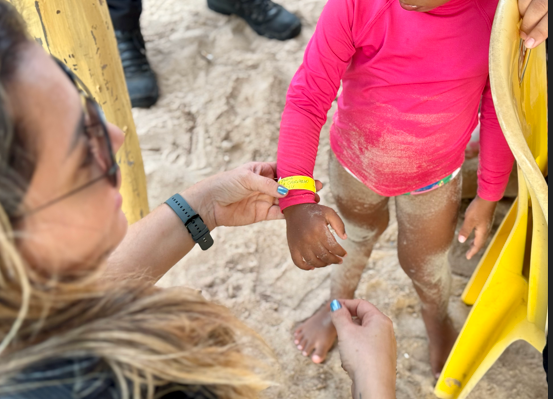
xmin=248 ymin=173 xmax=289 ymax=198
xmin=330 ymin=300 xmax=353 ymax=333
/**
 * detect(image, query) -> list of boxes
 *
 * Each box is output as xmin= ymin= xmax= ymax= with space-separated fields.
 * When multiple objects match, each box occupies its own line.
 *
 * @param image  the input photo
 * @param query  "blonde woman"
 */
xmin=0 ymin=2 xmax=397 ymax=398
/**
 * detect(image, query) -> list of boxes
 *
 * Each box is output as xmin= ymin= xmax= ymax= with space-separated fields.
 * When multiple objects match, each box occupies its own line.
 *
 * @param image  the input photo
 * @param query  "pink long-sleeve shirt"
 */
xmin=277 ymin=0 xmax=515 ymax=210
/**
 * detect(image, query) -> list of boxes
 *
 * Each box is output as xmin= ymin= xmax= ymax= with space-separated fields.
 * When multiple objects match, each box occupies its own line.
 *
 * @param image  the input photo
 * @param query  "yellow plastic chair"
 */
xmin=434 ymin=0 xmax=548 ymax=396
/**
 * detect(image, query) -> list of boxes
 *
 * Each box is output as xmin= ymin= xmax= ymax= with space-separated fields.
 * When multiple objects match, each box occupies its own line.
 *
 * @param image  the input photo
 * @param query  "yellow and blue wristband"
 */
xmin=278 ymin=176 xmax=317 ymax=193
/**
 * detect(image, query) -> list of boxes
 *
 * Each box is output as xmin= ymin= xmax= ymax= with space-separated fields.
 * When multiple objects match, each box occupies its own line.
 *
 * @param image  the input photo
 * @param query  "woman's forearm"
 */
xmin=352 ymin=363 xmax=396 ymax=399
xmin=105 ymin=188 xmax=208 ymax=282
xmin=353 ymin=379 xmax=396 ymax=399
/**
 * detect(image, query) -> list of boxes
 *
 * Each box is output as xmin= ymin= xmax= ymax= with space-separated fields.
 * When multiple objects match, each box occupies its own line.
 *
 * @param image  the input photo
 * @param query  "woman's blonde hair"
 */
xmin=0 ymin=2 xmax=273 ymax=398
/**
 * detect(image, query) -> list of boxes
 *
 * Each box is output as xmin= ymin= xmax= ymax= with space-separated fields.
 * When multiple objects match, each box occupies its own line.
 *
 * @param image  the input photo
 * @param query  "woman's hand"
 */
xmin=331 ymin=299 xmax=397 ymax=399
xmin=183 ymin=162 xmax=322 ymax=230
xmin=109 ymin=162 xmax=323 ymax=282
xmin=519 ymin=0 xmax=548 ymax=49
xmin=458 ymin=196 xmax=497 ymax=260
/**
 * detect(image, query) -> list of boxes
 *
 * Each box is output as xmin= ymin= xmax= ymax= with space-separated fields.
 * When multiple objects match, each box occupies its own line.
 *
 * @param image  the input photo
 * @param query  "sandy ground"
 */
xmin=132 ymin=0 xmax=548 ymax=397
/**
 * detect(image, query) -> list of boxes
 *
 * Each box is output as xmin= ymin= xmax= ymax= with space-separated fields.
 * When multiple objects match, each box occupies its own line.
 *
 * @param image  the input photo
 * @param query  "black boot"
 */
xmin=115 ymin=29 xmax=159 ymax=109
xmin=207 ymin=0 xmax=301 ymax=41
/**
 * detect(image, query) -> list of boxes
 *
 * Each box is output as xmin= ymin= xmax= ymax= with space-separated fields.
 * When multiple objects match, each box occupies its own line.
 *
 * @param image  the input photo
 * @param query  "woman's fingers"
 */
xmin=330 ymin=300 xmax=354 ymax=333
xmin=265 ymin=204 xmax=285 ymax=221
xmin=331 ymin=299 xmax=392 ymax=331
xmin=247 ymin=162 xmax=278 ymax=178
xmin=340 ymin=299 xmax=386 ymax=324
xmin=246 ymin=172 xmax=289 ymax=198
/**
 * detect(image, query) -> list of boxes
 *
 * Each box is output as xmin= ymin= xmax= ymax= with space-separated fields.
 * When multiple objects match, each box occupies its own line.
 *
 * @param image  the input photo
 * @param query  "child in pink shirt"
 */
xmin=277 ymin=0 xmax=514 ymax=377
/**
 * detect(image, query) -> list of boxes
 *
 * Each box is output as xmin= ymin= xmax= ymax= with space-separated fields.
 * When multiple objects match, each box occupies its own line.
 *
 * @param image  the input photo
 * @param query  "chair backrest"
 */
xmin=489 ymin=0 xmax=548 ymax=330
xmin=489 ymin=0 xmax=548 ymax=223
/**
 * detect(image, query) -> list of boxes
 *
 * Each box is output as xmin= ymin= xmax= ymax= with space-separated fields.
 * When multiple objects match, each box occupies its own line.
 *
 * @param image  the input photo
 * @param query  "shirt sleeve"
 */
xmin=477 ymin=78 xmax=515 ymax=201
xmin=277 ymin=0 xmax=357 ymax=211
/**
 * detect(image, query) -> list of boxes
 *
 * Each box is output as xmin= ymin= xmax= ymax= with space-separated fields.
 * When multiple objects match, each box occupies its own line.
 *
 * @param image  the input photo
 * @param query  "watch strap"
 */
xmin=165 ymin=194 xmax=214 ymax=251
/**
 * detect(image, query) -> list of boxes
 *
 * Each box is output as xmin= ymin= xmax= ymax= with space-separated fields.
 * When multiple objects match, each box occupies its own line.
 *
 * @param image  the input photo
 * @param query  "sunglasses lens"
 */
xmin=85 ymin=98 xmax=118 ymax=185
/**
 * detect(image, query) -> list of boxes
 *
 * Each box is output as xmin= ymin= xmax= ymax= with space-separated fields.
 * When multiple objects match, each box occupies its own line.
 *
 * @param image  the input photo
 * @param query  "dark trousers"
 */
xmin=107 ymin=0 xmax=142 ymax=31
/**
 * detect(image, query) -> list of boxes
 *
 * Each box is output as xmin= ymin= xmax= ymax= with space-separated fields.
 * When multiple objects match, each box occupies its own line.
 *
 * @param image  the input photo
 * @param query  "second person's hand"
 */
xmin=331 ymin=299 xmax=397 ymax=399
xmin=184 ymin=162 xmax=324 ymax=230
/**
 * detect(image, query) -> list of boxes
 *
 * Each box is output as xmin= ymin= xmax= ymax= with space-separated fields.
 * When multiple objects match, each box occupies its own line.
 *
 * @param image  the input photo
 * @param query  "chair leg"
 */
xmin=527 ymin=185 xmax=548 ymax=330
xmin=436 ymin=271 xmax=545 ymax=399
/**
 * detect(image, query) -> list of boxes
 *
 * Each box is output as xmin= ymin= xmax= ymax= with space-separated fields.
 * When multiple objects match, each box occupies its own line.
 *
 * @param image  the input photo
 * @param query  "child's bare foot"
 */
xmin=424 ymin=312 xmax=458 ymax=379
xmin=294 ymin=303 xmax=337 ymax=364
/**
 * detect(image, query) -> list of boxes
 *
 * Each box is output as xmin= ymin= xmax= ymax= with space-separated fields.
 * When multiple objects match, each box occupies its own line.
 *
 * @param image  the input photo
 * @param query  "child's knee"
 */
xmin=342 ymin=217 xmax=386 ymax=245
xmin=399 ymin=249 xmax=452 ymax=288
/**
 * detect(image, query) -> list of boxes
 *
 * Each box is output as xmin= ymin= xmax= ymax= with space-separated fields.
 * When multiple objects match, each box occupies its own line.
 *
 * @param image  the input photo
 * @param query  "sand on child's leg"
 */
xmin=395 ymin=173 xmax=463 ymax=379
xmin=294 ymin=152 xmax=390 ymax=364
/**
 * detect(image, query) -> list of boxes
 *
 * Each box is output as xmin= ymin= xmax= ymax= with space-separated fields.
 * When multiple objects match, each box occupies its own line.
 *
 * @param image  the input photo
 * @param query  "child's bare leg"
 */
xmin=395 ymin=174 xmax=462 ymax=378
xmin=294 ymin=153 xmax=389 ymax=364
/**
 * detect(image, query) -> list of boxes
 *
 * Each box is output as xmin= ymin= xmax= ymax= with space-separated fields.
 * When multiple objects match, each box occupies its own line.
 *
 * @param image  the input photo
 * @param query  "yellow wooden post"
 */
xmin=9 ymin=0 xmax=150 ymax=224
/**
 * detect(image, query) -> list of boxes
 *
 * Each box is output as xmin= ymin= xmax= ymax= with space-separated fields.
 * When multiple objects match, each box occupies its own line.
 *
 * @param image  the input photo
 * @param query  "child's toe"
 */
xmin=302 ymin=342 xmax=316 ymax=358
xmin=311 ymin=347 xmax=327 ymax=364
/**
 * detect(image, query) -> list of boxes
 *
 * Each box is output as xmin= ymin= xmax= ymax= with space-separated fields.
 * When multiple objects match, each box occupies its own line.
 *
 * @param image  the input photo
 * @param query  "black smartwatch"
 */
xmin=165 ymin=193 xmax=214 ymax=251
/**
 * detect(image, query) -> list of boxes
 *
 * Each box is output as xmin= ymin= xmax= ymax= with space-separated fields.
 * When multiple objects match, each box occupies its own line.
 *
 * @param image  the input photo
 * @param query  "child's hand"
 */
xmin=519 ymin=0 xmax=548 ymax=49
xmin=283 ymin=203 xmax=347 ymax=270
xmin=458 ymin=196 xmax=498 ymax=260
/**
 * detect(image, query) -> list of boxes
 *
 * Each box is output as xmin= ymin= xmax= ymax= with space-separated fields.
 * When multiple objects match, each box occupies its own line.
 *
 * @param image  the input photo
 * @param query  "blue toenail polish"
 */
xmin=330 ymin=300 xmax=342 ymax=312
xmin=277 ymin=186 xmax=289 ymax=195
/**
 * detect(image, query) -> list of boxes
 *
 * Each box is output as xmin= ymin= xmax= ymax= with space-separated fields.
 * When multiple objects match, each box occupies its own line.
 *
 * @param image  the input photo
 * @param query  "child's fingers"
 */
xmin=304 ymin=247 xmax=329 ymax=268
xmin=458 ymin=217 xmax=475 ymax=244
xmin=524 ymin=15 xmax=548 ymax=48
xmin=520 ymin=0 xmax=548 ymax=47
xmin=325 ymin=208 xmax=348 ymax=240
xmin=304 ymin=255 xmax=327 ymax=269
xmin=317 ymin=248 xmax=343 ymax=265
xmin=323 ymin=226 xmax=347 ymax=258
xmin=291 ymin=249 xmax=314 ymax=271
xmin=466 ymin=224 xmax=488 ymax=260
xmin=315 ymin=180 xmax=324 ymax=192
